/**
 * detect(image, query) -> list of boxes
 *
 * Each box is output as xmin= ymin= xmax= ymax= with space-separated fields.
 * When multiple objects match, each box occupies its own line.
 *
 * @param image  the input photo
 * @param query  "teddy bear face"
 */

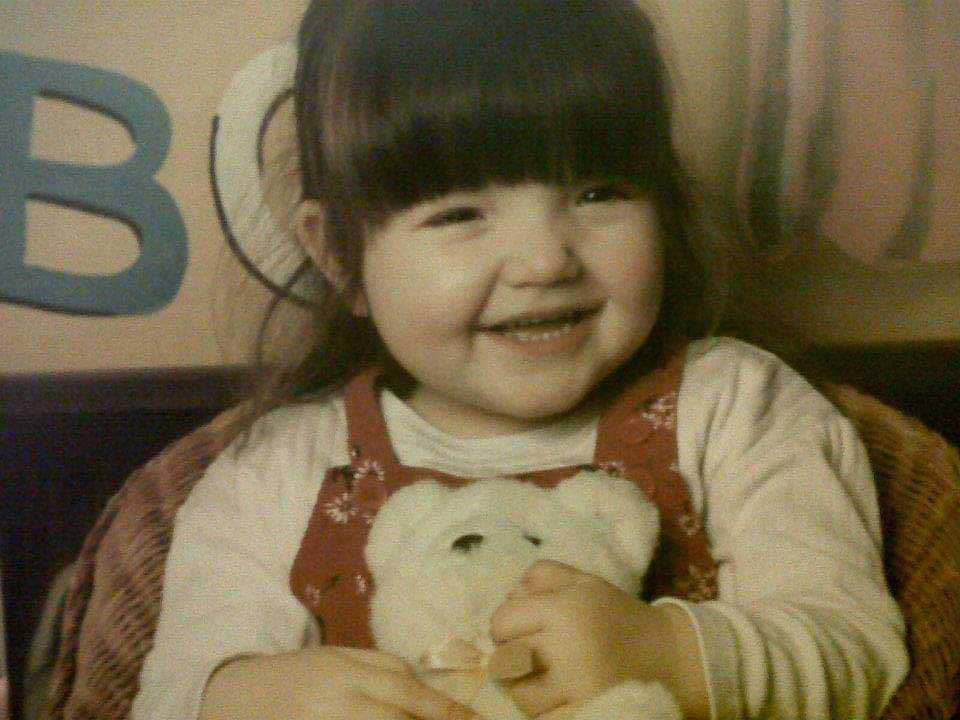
xmin=366 ymin=473 xmax=660 ymax=664
xmin=412 ymin=512 xmax=550 ymax=642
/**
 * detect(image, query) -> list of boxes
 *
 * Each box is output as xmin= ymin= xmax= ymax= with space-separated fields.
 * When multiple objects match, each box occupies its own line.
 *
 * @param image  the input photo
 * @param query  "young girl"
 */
xmin=133 ymin=1 xmax=908 ymax=718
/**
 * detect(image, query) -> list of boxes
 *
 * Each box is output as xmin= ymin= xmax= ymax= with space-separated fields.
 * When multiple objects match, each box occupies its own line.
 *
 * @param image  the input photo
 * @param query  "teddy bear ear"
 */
xmin=365 ymin=479 xmax=451 ymax=578
xmin=555 ymin=471 xmax=661 ymax=574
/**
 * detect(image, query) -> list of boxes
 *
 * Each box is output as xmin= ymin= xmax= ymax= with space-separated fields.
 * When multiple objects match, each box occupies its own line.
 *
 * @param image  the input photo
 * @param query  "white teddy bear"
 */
xmin=365 ymin=470 xmax=683 ymax=720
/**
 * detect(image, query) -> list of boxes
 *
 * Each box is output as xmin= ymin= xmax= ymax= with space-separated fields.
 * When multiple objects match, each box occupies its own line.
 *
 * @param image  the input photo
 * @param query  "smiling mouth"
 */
xmin=478 ymin=307 xmax=600 ymax=343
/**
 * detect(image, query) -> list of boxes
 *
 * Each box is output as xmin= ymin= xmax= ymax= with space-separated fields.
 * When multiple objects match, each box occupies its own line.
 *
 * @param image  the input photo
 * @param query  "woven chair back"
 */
xmin=822 ymin=383 xmax=960 ymax=720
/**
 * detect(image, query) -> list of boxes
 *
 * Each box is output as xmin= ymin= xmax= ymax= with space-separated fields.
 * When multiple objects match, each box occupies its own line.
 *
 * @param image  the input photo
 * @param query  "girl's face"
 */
xmin=360 ymin=181 xmax=664 ymax=437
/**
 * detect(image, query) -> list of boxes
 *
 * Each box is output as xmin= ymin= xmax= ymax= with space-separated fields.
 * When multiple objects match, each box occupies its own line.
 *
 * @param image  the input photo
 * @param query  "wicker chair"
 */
xmin=819 ymin=383 xmax=960 ymax=720
xmin=44 ymin=386 xmax=960 ymax=720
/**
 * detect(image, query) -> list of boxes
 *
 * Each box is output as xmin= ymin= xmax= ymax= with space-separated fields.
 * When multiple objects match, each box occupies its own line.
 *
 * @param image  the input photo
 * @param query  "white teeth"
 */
xmin=508 ymin=321 xmax=577 ymax=342
xmin=498 ymin=311 xmax=583 ymax=332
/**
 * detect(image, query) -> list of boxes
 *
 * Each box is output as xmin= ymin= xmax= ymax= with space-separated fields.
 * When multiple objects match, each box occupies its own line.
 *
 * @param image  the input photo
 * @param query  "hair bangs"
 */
xmin=319 ymin=0 xmax=671 ymax=225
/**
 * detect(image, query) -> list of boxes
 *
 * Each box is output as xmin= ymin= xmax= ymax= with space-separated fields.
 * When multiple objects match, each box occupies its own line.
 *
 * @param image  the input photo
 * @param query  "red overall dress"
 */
xmin=290 ymin=350 xmax=719 ymax=647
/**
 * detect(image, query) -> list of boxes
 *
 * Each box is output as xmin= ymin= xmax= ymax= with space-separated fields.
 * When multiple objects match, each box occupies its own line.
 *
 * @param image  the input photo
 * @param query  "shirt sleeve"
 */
xmin=669 ymin=337 xmax=909 ymax=720
xmin=130 ymin=401 xmax=343 ymax=720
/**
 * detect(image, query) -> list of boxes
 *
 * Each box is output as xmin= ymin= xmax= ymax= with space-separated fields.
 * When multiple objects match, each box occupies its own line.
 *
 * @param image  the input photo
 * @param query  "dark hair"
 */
xmin=246 ymin=0 xmax=726 ymax=420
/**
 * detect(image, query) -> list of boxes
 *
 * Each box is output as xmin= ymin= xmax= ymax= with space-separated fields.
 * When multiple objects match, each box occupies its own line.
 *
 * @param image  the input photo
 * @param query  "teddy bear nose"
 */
xmin=451 ymin=533 xmax=485 ymax=552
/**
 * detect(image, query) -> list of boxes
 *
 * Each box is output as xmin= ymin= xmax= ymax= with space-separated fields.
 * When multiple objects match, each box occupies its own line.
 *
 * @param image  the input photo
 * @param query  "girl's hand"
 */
xmin=489 ymin=560 xmax=701 ymax=719
xmin=201 ymin=646 xmax=484 ymax=720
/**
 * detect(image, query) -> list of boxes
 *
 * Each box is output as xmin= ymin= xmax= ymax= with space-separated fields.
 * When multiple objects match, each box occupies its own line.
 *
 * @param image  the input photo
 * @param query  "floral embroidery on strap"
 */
xmin=677 ymin=512 xmax=702 ymax=537
xmin=599 ymin=460 xmax=628 ymax=478
xmin=617 ymin=391 xmax=679 ymax=445
xmin=348 ymin=440 xmax=361 ymax=462
xmin=323 ymin=491 xmax=360 ymax=524
xmin=636 ymin=391 xmax=678 ymax=431
xmin=676 ymin=564 xmax=719 ymax=602
xmin=353 ymin=458 xmax=385 ymax=483
xmin=322 ymin=459 xmax=389 ymax=526
xmin=303 ymin=582 xmax=322 ymax=609
xmin=303 ymin=574 xmax=341 ymax=610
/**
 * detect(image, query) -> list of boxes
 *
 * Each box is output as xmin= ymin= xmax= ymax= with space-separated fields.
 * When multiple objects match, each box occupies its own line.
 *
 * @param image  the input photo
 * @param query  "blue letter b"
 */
xmin=0 ymin=51 xmax=187 ymax=316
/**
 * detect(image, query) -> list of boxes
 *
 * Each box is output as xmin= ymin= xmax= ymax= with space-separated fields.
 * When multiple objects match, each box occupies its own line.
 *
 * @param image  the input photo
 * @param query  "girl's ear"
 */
xmin=555 ymin=471 xmax=661 ymax=575
xmin=365 ymin=480 xmax=451 ymax=578
xmin=293 ymin=199 xmax=369 ymax=316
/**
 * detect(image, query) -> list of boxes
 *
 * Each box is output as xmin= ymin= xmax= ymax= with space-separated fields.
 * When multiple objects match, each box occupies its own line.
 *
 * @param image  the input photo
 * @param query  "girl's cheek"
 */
xmin=433 ymin=248 xmax=498 ymax=293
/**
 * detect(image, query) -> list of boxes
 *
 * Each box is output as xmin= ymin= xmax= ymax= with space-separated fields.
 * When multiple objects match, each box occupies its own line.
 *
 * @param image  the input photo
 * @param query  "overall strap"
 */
xmin=341 ymin=365 xmax=404 ymax=479
xmin=594 ymin=347 xmax=719 ymax=602
xmin=289 ymin=368 xmax=410 ymax=648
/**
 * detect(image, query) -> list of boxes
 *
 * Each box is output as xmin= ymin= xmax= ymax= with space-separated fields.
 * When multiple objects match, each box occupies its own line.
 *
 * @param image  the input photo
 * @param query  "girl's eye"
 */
xmin=422 ymin=206 xmax=483 ymax=228
xmin=577 ymin=183 xmax=634 ymax=204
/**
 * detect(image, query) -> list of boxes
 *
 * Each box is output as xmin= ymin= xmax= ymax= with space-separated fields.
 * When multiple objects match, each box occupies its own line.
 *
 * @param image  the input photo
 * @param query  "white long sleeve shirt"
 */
xmin=131 ymin=337 xmax=908 ymax=719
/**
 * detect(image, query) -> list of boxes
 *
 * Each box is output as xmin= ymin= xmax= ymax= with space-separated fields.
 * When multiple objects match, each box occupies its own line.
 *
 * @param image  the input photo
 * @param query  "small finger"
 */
xmin=489 ymin=598 xmax=545 ymax=643
xmin=520 ymin=560 xmax=590 ymax=594
xmin=486 ymin=641 xmax=536 ymax=680
xmin=501 ymin=673 xmax=567 ymax=718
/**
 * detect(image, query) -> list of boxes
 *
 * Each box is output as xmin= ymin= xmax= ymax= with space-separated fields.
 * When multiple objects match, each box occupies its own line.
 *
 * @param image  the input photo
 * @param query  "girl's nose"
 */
xmin=498 ymin=216 xmax=583 ymax=287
